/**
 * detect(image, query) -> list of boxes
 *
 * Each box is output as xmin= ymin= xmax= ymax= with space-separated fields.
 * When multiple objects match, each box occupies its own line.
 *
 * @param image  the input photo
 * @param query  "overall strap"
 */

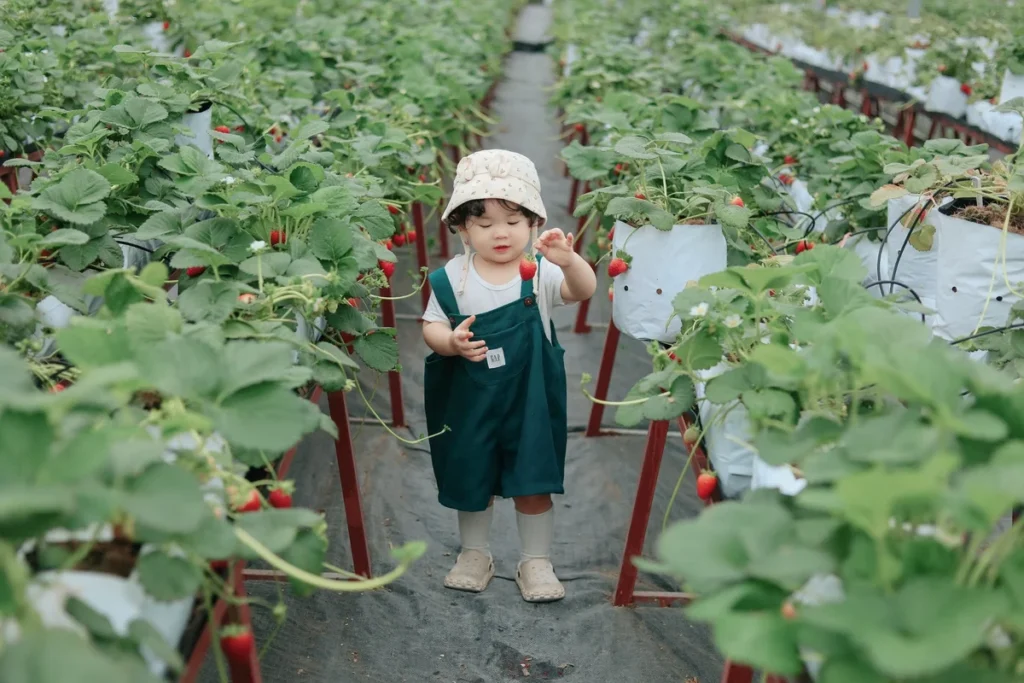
xmin=520 ymin=256 xmax=561 ymax=345
xmin=519 ymin=254 xmax=542 ymax=298
xmin=429 ymin=268 xmax=460 ymax=318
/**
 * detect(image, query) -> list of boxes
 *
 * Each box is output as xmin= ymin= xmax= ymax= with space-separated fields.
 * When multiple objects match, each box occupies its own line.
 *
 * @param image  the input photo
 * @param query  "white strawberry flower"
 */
xmin=249 ymin=240 xmax=267 ymax=253
xmin=724 ymin=314 xmax=742 ymax=328
xmin=689 ymin=303 xmax=709 ymax=317
xmin=222 ymin=175 xmax=236 ymax=185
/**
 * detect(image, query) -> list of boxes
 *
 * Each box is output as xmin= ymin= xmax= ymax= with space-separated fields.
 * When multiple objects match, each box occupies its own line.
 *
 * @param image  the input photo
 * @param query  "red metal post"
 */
xmin=179 ymin=584 xmax=230 ymax=683
xmin=412 ymin=203 xmax=431 ymax=313
xmin=721 ymin=662 xmax=755 ymax=683
xmin=378 ymin=289 xmax=406 ymax=428
xmin=572 ymin=261 xmax=597 ymax=334
xmin=327 ymin=389 xmax=373 ymax=578
xmin=585 ymin=320 xmax=621 ymax=436
xmin=437 ymin=197 xmax=450 ymax=260
xmin=612 ymin=419 xmax=670 ymax=606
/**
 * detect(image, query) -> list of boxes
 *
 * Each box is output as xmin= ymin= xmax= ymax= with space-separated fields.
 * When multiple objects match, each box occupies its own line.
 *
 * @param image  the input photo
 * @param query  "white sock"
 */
xmin=458 ymin=506 xmax=493 ymax=557
xmin=516 ymin=508 xmax=554 ymax=563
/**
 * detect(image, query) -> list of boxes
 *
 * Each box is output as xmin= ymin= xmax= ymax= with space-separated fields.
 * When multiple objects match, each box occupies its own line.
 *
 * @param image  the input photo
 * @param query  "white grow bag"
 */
xmin=932 ymin=207 xmax=1024 ymax=342
xmin=925 ymin=76 xmax=969 ymax=118
xmin=999 ymin=69 xmax=1024 ymax=105
xmin=610 ymin=220 xmax=727 ymax=343
xmin=695 ymin=363 xmax=755 ymax=499
xmin=842 ymin=232 xmax=889 ymax=297
xmin=886 ymin=196 xmax=940 ymax=328
xmin=176 ymin=104 xmax=214 ymax=158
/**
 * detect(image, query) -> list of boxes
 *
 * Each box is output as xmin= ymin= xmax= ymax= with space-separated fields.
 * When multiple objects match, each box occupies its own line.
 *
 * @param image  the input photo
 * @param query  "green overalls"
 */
xmin=424 ymin=257 xmax=568 ymax=512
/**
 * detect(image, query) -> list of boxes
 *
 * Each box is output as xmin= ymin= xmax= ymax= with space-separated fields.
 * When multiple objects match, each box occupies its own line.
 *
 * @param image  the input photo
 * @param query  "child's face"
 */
xmin=459 ymin=199 xmax=531 ymax=264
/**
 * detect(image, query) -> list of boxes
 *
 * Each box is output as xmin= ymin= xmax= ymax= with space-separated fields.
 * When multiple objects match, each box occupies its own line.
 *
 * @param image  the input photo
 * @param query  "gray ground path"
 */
xmin=200 ymin=6 xmax=723 ymax=682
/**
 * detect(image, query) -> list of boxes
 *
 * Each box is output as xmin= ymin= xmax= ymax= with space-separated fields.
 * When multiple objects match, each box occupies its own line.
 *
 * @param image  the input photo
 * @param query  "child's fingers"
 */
xmin=456 ymin=314 xmax=476 ymax=332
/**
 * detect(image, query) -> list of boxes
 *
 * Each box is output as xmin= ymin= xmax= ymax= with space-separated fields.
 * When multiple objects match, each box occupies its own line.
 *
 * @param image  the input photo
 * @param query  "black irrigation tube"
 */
xmin=949 ymin=322 xmax=1024 ymax=346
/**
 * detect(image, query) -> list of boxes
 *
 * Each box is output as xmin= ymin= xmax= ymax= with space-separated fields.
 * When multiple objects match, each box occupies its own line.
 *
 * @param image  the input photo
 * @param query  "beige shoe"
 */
xmin=443 ymin=549 xmax=495 ymax=593
xmin=515 ymin=558 xmax=565 ymax=603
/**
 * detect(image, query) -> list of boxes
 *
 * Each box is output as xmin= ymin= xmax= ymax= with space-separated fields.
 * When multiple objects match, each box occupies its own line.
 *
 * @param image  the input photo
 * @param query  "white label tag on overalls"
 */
xmin=486 ymin=348 xmax=506 ymax=369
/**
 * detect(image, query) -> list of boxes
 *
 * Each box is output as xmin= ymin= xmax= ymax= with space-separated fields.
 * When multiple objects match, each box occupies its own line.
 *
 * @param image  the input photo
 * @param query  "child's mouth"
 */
xmin=493 ymin=245 xmax=510 ymax=253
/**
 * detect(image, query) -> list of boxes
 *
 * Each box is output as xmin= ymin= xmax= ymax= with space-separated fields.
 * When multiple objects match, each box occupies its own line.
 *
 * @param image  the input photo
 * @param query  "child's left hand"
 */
xmin=533 ymin=228 xmax=576 ymax=267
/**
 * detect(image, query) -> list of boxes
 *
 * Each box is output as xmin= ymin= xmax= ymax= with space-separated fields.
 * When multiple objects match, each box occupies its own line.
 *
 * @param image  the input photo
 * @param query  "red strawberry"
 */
xmin=783 ymin=155 xmax=797 ymax=165
xmin=268 ymin=488 xmax=292 ymax=509
xmin=938 ymin=64 xmax=947 ymax=73
xmin=183 ymin=49 xmax=191 ymax=58
xmin=614 ymin=163 xmax=626 ymax=175
xmin=407 ymin=230 xmax=417 ymax=243
xmin=235 ymin=490 xmax=261 ymax=513
xmin=274 ymin=134 xmax=283 ymax=143
xmin=668 ymin=352 xmax=682 ymax=363
xmin=779 ymin=173 xmax=794 ymax=186
xmin=696 ymin=471 xmax=718 ymax=501
xmin=862 ymin=61 xmax=869 ymax=71
xmin=960 ymin=83 xmax=973 ymax=96
xmin=634 ymin=192 xmax=646 ymax=200
xmin=387 ymin=204 xmax=401 ymax=215
xmin=519 ymin=255 xmax=537 ymax=280
xmin=220 ymin=628 xmax=255 ymax=663
xmin=781 ymin=601 xmax=798 ymax=620
xmin=39 ymin=249 xmax=53 ymax=259
xmin=162 ymin=20 xmax=170 ymax=30
xmin=384 ymin=239 xmax=394 ymax=251
xmin=347 ymin=298 xmax=359 ymax=307
xmin=270 ymin=230 xmax=285 ymax=246
xmin=418 ymin=174 xmax=427 ymax=182
xmin=393 ymin=233 xmax=406 ymax=247
xmin=795 ymin=240 xmax=813 ymax=254
xmin=607 ymin=226 xmax=615 ymax=241
xmin=214 ymin=125 xmax=230 ymax=134
xmin=234 ymin=125 xmax=245 ymax=132
xmin=209 ymin=559 xmax=230 ymax=571
xmin=51 ymin=381 xmax=69 ymax=393
xmin=186 ymin=266 xmax=206 ymax=277
xmin=729 ymin=196 xmax=744 ymax=207
xmin=608 ymin=286 xmax=614 ymax=302
xmin=608 ymin=257 xmax=629 ymax=277
xmin=574 ymin=123 xmax=585 ymax=133
xmin=380 ymin=260 xmax=396 ymax=279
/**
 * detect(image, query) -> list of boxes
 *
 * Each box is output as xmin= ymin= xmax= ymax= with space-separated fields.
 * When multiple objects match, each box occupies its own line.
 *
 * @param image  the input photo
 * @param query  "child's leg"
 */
xmin=444 ymin=499 xmax=495 ymax=593
xmin=513 ymin=494 xmax=565 ymax=602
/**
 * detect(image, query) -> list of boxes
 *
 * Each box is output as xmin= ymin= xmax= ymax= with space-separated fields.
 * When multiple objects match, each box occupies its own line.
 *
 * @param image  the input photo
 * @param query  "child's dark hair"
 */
xmin=444 ymin=199 xmax=542 ymax=233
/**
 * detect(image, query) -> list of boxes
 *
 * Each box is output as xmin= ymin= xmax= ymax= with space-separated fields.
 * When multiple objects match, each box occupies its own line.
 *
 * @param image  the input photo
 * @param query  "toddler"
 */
xmin=421 ymin=149 xmax=597 ymax=602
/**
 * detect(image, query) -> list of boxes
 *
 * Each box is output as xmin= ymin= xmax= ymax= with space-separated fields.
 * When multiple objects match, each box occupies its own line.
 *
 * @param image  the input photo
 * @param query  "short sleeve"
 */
xmin=539 ymin=258 xmax=567 ymax=309
xmin=422 ymin=291 xmax=450 ymax=325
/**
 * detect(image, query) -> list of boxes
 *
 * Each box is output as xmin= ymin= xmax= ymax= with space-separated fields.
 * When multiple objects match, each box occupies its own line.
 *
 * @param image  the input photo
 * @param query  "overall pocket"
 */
xmin=458 ymin=320 xmax=531 ymax=386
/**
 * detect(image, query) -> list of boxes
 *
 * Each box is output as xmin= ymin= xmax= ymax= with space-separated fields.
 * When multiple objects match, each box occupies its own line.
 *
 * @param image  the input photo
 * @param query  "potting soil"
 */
xmin=198 ymin=6 xmax=723 ymax=681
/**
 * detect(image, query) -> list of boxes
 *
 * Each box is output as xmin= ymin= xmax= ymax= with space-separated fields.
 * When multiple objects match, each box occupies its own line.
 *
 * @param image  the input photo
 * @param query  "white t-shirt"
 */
xmin=422 ymin=255 xmax=566 ymax=342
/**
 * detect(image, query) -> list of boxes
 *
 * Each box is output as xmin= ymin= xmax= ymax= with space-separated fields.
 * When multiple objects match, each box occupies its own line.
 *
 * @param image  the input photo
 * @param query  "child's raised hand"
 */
xmin=534 ymin=229 xmax=575 ymax=267
xmin=450 ymin=315 xmax=487 ymax=362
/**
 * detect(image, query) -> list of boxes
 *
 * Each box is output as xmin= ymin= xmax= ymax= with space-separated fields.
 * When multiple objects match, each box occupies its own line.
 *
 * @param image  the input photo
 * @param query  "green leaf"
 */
xmin=95 ymin=163 xmax=139 ymax=187
xmin=296 ymin=120 xmax=330 ymax=139
xmin=238 ymin=252 xmax=292 ymax=278
xmin=316 ymin=341 xmax=360 ymax=370
xmin=135 ymin=337 xmax=222 ymax=400
xmin=281 ymin=528 xmax=327 ymax=597
xmin=135 ymin=210 xmax=186 ymax=240
xmin=0 ymin=487 xmax=75 ymax=541
xmin=65 ymin=597 xmax=119 ymax=639
xmin=605 ymin=197 xmax=675 ymax=230
xmin=715 ymin=203 xmax=753 ymax=230
xmin=32 ymin=169 xmax=111 ymax=225
xmin=613 ymin=135 xmax=657 ymax=160
xmin=177 ymin=280 xmax=241 ymax=323
xmin=234 ymin=508 xmax=323 ymax=555
xmin=712 ymin=613 xmax=803 ymax=676
xmin=219 ymin=340 xmax=312 ymax=398
xmin=127 ymin=619 xmax=184 ymax=673
xmin=39 ymin=229 xmax=90 ymax=247
xmin=353 ymin=330 xmax=400 ymax=372
xmin=137 ymin=550 xmax=203 ymax=601
xmin=0 ymin=627 xmax=162 ymax=683
xmin=908 ymin=223 xmax=935 ymax=252
xmin=352 ymin=202 xmax=395 ymax=241
xmin=309 ymin=217 xmax=354 ymax=263
xmin=674 ymin=329 xmax=722 ymax=370
xmin=215 ymin=383 xmax=323 ymax=451
xmin=56 ymin=318 xmax=133 ymax=369
xmin=869 ymin=184 xmax=909 ymax=207
xmin=123 ymin=463 xmax=208 ymax=535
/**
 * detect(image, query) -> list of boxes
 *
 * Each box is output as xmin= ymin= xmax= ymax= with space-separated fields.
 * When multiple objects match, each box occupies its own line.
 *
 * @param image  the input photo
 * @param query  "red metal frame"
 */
xmin=412 ymin=202 xmax=431 ymax=313
xmin=378 ymin=288 xmax=407 ymax=428
xmin=181 ymin=386 xmax=373 ymax=683
xmin=585 ymin=320 xmax=622 ymax=436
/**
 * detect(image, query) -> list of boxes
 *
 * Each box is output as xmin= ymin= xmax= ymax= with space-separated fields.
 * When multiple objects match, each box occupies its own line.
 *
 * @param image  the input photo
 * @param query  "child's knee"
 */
xmin=513 ymin=494 xmax=552 ymax=514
